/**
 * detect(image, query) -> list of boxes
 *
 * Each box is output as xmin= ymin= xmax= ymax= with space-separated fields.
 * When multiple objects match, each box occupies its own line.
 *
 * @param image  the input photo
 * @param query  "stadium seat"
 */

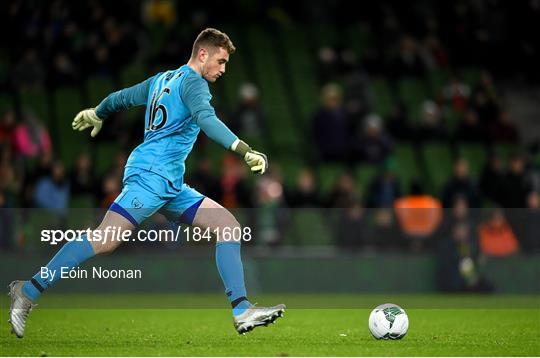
xmin=0 ymin=93 xmax=14 ymax=113
xmin=346 ymin=22 xmax=373 ymax=61
xmin=317 ymin=163 xmax=348 ymax=194
xmin=53 ymin=87 xmax=86 ymax=167
xmin=397 ymin=77 xmax=429 ymax=122
xmin=428 ymin=68 xmax=450 ymax=96
xmin=19 ymin=89 xmax=50 ymax=127
xmin=392 ymin=143 xmax=420 ymax=194
xmin=87 ymin=76 xmax=114 ymax=107
xmin=457 ymin=143 xmax=487 ymax=179
xmin=94 ymin=142 xmax=121 ymax=176
xmin=278 ymin=24 xmax=319 ymax=126
xmin=371 ymin=78 xmax=394 ymax=118
xmin=246 ymin=25 xmax=300 ymax=155
xmin=420 ymin=142 xmax=453 ymax=195
xmin=461 ymin=67 xmax=482 ymax=87
xmin=284 ymin=210 xmax=333 ymax=246
xmin=120 ymin=62 xmax=146 ymax=87
xmin=355 ymin=164 xmax=379 ymax=195
xmin=494 ymin=143 xmax=521 ymax=167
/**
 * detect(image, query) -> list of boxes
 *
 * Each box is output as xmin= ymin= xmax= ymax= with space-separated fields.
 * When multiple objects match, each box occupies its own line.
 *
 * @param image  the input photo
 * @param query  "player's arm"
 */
xmin=72 ymin=75 xmax=157 ymax=137
xmin=182 ymin=77 xmax=268 ymax=174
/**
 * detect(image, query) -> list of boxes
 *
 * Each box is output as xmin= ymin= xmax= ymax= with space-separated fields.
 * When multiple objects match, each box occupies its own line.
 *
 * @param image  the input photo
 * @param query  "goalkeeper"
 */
xmin=9 ymin=28 xmax=284 ymax=338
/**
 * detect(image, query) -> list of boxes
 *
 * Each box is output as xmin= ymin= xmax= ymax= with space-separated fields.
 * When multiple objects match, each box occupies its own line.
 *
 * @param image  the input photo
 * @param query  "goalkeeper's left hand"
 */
xmin=244 ymin=150 xmax=268 ymax=174
xmin=72 ymin=108 xmax=103 ymax=137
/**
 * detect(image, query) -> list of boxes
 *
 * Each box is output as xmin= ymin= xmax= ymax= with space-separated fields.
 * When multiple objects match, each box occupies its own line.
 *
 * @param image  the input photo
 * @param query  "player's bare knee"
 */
xmin=215 ymin=217 xmax=242 ymax=244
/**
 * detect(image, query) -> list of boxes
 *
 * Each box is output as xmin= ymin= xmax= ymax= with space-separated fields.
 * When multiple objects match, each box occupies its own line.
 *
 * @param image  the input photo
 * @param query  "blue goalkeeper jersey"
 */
xmin=95 ymin=65 xmax=238 ymax=189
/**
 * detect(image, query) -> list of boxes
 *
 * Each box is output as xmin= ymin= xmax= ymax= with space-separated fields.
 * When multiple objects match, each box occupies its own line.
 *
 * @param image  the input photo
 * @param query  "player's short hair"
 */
xmin=191 ymin=28 xmax=236 ymax=58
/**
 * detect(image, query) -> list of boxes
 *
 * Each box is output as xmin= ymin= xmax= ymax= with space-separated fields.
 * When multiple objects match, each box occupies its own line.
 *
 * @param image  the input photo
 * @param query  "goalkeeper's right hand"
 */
xmin=231 ymin=139 xmax=269 ymax=175
xmin=72 ymin=108 xmax=103 ymax=137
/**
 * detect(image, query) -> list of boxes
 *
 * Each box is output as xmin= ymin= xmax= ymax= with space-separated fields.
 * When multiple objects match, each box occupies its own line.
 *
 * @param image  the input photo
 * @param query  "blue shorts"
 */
xmin=110 ymin=168 xmax=205 ymax=226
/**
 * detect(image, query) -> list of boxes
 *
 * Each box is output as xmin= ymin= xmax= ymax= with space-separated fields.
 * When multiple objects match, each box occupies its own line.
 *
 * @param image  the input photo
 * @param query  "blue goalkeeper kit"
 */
xmin=96 ymin=65 xmax=238 ymax=225
xmin=23 ymin=65 xmax=251 ymax=314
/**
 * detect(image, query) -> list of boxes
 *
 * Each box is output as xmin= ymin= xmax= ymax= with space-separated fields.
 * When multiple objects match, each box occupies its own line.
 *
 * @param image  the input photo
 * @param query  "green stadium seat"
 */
xmin=346 ymin=22 xmax=373 ymax=61
xmin=0 ymin=93 xmax=14 ymax=113
xmin=20 ymin=89 xmax=50 ymax=127
xmin=494 ymin=143 xmax=520 ymax=165
xmin=392 ymin=143 xmax=420 ymax=194
xmin=355 ymin=164 xmax=379 ymax=195
xmin=87 ymin=76 xmax=114 ymax=106
xmin=427 ymin=68 xmax=450 ymax=96
xmin=397 ymin=77 xmax=429 ymax=122
xmin=120 ymin=62 xmax=146 ymax=87
xmin=278 ymin=24 xmax=319 ymax=124
xmin=276 ymin=158 xmax=305 ymax=188
xmin=284 ymin=210 xmax=332 ymax=246
xmin=53 ymin=87 xmax=86 ymax=167
xmin=461 ymin=67 xmax=482 ymax=87
xmin=317 ymin=163 xmax=348 ymax=194
xmin=94 ymin=142 xmax=121 ymax=176
xmin=246 ymin=25 xmax=300 ymax=153
xmin=421 ymin=142 xmax=454 ymax=195
xmin=371 ymin=78 xmax=394 ymax=118
xmin=457 ymin=143 xmax=487 ymax=179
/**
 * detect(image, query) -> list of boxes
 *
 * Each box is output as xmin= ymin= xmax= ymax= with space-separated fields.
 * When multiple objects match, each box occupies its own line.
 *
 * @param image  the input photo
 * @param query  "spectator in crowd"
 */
xmin=501 ymin=154 xmax=532 ymax=208
xmin=415 ymin=100 xmax=448 ymax=142
xmin=0 ymin=163 xmax=19 ymax=207
xmin=366 ymin=160 xmax=401 ymax=208
xmin=455 ymin=109 xmax=485 ymax=142
xmin=523 ymin=191 xmax=540 ymax=253
xmin=13 ymin=111 xmax=52 ymax=160
xmin=312 ymin=83 xmax=349 ymax=163
xmin=422 ymin=34 xmax=449 ymax=70
xmin=254 ymin=169 xmax=288 ymax=246
xmin=0 ymin=188 xmax=16 ymax=250
xmin=479 ymin=153 xmax=506 ymax=206
xmin=187 ymin=157 xmax=221 ymax=201
xmin=219 ymin=153 xmax=252 ymax=209
xmin=385 ymin=102 xmax=414 ymax=141
xmin=335 ymin=198 xmax=367 ymax=249
xmin=12 ymin=48 xmax=45 ymax=91
xmin=100 ymin=173 xmax=121 ymax=209
xmin=389 ymin=35 xmax=427 ymax=78
xmin=32 ymin=161 xmax=70 ymax=212
xmin=488 ymin=110 xmax=520 ymax=144
xmin=342 ymin=66 xmax=372 ymax=121
xmin=442 ymin=158 xmax=481 ymax=208
xmin=49 ymin=52 xmax=80 ymax=87
xmin=478 ymin=208 xmax=519 ymax=257
xmin=69 ymin=153 xmax=97 ymax=198
xmin=286 ymin=168 xmax=321 ymax=208
xmin=443 ymin=76 xmax=470 ymax=114
xmin=0 ymin=110 xmax=16 ymax=153
xmin=230 ymin=83 xmax=267 ymax=139
xmin=353 ymin=113 xmax=393 ymax=164
xmin=394 ymin=181 xmax=443 ymax=250
xmin=470 ymin=71 xmax=499 ymax=128
xmin=326 ymin=172 xmax=358 ymax=208
xmin=370 ymin=207 xmax=403 ymax=250
xmin=437 ymin=196 xmax=493 ymax=292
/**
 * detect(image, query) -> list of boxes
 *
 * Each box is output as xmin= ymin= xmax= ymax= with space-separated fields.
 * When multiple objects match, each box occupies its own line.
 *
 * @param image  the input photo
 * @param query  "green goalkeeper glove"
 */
xmin=231 ymin=139 xmax=268 ymax=175
xmin=72 ymin=108 xmax=103 ymax=137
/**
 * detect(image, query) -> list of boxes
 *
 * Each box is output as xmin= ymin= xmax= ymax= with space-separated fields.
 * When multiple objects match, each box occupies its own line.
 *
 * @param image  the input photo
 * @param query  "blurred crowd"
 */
xmin=1 ymin=1 xmax=539 ymax=292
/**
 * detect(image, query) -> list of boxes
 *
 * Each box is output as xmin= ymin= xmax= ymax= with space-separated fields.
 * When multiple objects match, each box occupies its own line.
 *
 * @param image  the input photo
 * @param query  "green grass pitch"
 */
xmin=1 ymin=294 xmax=539 ymax=356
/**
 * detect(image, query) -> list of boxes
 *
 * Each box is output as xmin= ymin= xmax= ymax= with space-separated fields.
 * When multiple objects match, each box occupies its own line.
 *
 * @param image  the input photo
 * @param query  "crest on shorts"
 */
xmin=131 ymin=197 xmax=143 ymax=209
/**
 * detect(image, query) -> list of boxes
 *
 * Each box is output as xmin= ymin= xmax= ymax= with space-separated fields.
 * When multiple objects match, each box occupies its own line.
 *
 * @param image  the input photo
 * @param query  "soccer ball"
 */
xmin=368 ymin=303 xmax=409 ymax=340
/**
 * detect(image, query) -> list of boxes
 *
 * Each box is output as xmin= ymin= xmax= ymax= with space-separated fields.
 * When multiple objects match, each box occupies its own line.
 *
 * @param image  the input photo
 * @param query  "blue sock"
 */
xmin=215 ymin=242 xmax=250 ymax=316
xmin=23 ymin=234 xmax=95 ymax=301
